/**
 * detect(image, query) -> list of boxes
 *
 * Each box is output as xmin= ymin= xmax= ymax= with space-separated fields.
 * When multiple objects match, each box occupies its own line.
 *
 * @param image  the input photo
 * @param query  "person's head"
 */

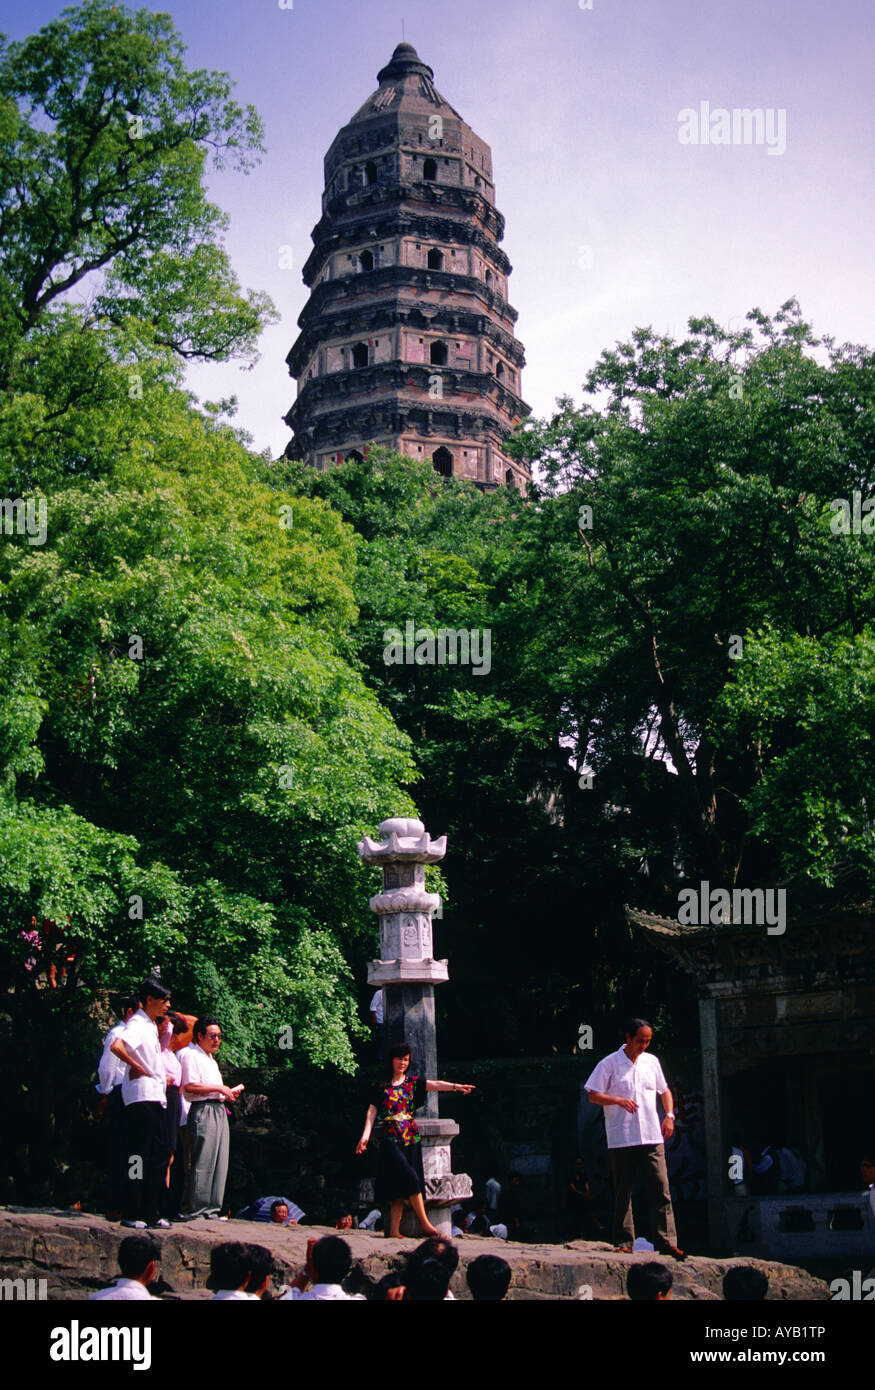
xmin=411 ymin=1237 xmax=459 ymax=1278
xmin=169 ymin=1012 xmax=194 ymax=1051
xmin=467 ymin=1254 xmax=512 ymax=1301
xmin=194 ymin=1015 xmax=222 ymax=1054
xmin=270 ymin=1201 xmax=289 ymax=1225
xmin=245 ymin=1243 xmax=274 ymax=1298
xmin=118 ymin=1234 xmax=161 ymax=1286
xmin=311 ymin=1235 xmax=352 ymax=1286
xmin=121 ymin=993 xmax=139 ymax=1021
xmin=405 ymin=1258 xmax=451 ymax=1301
xmin=385 ymin=1041 xmax=413 ymax=1082
xmin=623 ymin=1017 xmax=653 ymax=1057
xmin=627 ymin=1262 xmax=673 ymax=1302
xmin=469 ymin=1214 xmax=491 ymax=1236
xmin=860 ymin=1153 xmax=875 ymax=1187
xmin=722 ymin=1265 xmax=769 ymax=1301
xmin=209 ymin=1242 xmax=252 ymax=1293
xmin=335 ymin=1213 xmax=354 ymax=1230
xmin=138 ymin=977 xmax=170 ymax=1021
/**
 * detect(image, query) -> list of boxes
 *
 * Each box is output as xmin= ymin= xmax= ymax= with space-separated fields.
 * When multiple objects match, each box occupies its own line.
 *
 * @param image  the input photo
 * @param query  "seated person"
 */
xmin=245 ymin=1243 xmax=275 ymax=1299
xmin=467 ymin=1253 xmax=512 ymax=1301
xmin=89 ymin=1234 xmax=161 ymax=1300
xmin=279 ymin=1235 xmax=365 ymax=1300
xmin=210 ymin=1241 xmax=258 ymax=1300
xmin=627 ymin=1262 xmax=673 ymax=1302
xmin=334 ymin=1212 xmax=356 ymax=1230
xmin=237 ymin=1194 xmax=304 ymax=1224
xmin=723 ymin=1265 xmax=769 ymax=1301
xmin=405 ymin=1258 xmax=450 ymax=1301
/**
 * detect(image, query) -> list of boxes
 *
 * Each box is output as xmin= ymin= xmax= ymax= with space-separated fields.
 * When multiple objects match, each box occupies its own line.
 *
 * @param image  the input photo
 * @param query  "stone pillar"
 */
xmin=358 ymin=816 xmax=472 ymax=1235
xmin=699 ymin=993 xmax=731 ymax=1254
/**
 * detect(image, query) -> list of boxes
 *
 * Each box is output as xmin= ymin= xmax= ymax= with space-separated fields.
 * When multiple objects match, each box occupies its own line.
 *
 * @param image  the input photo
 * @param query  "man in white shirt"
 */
xmin=96 ymin=994 xmax=138 ymax=1218
xmin=279 ymin=1235 xmax=366 ymax=1300
xmin=585 ymin=1018 xmax=684 ymax=1257
xmin=368 ymin=989 xmax=384 ymax=1030
xmin=180 ymin=1015 xmax=244 ymax=1218
xmin=109 ymin=978 xmax=172 ymax=1230
xmin=89 ymin=1234 xmax=160 ymax=1300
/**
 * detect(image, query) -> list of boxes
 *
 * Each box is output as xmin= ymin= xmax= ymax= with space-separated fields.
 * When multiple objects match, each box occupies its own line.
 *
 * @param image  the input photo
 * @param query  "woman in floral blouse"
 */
xmin=356 ymin=1041 xmax=475 ymax=1238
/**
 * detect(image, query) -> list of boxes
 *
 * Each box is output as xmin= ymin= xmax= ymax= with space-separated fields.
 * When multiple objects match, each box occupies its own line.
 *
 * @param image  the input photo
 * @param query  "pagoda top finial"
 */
xmin=377 ymin=42 xmax=434 ymax=84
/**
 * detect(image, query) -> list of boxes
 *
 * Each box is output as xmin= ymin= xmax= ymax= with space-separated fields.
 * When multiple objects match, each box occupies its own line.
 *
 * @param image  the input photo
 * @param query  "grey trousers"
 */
xmin=187 ymin=1100 xmax=229 ymax=1217
xmin=609 ymin=1143 xmax=677 ymax=1248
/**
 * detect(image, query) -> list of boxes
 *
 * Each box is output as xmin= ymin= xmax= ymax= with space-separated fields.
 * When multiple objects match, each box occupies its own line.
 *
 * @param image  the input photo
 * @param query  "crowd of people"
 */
xmin=89 ymin=1230 xmax=772 ymax=1302
xmin=96 ymin=977 xmax=244 ymax=1229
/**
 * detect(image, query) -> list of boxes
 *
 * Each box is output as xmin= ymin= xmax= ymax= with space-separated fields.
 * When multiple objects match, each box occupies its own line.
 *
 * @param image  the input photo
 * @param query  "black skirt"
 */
xmin=374 ymin=1135 xmax=426 ymax=1204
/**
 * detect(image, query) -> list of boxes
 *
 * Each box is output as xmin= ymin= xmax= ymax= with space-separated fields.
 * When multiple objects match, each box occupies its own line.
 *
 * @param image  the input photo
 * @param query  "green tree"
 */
xmin=508 ymin=300 xmax=875 ymax=893
xmin=0 ymin=0 xmax=274 ymax=389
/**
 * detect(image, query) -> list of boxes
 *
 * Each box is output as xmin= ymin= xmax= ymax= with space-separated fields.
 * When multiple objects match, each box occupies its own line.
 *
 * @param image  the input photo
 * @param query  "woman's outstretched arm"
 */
xmin=425 ymin=1080 xmax=475 ymax=1094
xmin=356 ymin=1103 xmax=378 ymax=1153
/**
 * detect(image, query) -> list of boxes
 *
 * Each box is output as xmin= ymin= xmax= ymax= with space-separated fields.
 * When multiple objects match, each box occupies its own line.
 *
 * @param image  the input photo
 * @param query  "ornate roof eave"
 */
xmin=288 ymin=304 xmax=524 ymax=377
xmin=284 ymin=384 xmax=529 ymax=438
xmin=303 ymin=225 xmax=514 ymax=285
xmin=309 ymin=184 xmax=506 ymax=246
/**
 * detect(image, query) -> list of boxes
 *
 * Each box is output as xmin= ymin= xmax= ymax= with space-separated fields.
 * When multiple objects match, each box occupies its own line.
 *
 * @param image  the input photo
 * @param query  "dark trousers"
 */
xmin=122 ymin=1100 xmax=166 ymax=1226
xmin=103 ymin=1087 xmax=127 ymax=1213
xmin=164 ymin=1133 xmax=185 ymax=1219
xmin=609 ymin=1143 xmax=677 ymax=1248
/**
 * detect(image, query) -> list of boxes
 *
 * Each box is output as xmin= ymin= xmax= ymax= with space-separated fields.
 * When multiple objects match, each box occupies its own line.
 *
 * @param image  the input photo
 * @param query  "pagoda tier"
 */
xmin=283 ymin=42 xmax=530 ymax=493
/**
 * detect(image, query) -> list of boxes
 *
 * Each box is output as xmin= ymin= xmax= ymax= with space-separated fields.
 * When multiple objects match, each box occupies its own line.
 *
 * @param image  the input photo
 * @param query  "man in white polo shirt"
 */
xmin=109 ymin=977 xmax=171 ymax=1230
xmin=585 ymin=1018 xmax=684 ymax=1258
xmin=180 ymin=1015 xmax=244 ymax=1218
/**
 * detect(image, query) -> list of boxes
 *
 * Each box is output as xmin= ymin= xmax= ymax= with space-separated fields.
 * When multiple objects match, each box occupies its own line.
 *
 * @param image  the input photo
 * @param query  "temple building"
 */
xmin=283 ymin=42 xmax=530 ymax=491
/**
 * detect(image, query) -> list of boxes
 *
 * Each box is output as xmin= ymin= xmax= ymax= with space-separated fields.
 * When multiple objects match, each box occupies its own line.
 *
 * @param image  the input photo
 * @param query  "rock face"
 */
xmin=0 ymin=1208 xmax=830 ymax=1301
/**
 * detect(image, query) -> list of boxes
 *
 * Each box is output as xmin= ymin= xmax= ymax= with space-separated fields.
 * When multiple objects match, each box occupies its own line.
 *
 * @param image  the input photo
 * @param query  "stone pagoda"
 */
xmin=358 ymin=816 xmax=472 ymax=1235
xmin=284 ymin=42 xmax=530 ymax=492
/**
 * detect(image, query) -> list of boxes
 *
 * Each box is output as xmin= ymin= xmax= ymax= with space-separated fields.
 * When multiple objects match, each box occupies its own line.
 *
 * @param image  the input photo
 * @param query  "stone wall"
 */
xmin=0 ymin=1209 xmax=829 ymax=1301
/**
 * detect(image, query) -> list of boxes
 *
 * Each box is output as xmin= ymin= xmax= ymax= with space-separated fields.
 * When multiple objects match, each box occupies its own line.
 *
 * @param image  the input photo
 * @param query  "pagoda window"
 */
xmin=427 ymin=248 xmax=443 ymax=271
xmin=433 ymin=446 xmax=453 ymax=477
xmin=351 ymin=342 xmax=369 ymax=368
xmin=430 ymin=341 xmax=448 ymax=366
xmin=485 ymin=269 xmax=494 ymax=289
xmin=496 ymin=362 xmax=505 ymax=382
xmin=423 ymin=157 xmax=438 ymax=180
xmin=505 ymin=469 xmax=514 ymax=487
xmin=346 ymin=449 xmax=364 ymax=464
xmin=359 ymin=250 xmax=374 ymax=272
xmin=365 ymin=161 xmax=378 ymax=185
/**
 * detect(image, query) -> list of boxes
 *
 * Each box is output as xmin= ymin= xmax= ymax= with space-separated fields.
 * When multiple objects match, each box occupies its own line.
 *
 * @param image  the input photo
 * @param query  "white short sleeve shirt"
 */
xmin=119 ymin=1010 xmax=167 ymax=1108
xmin=585 ymin=1046 xmax=668 ymax=1148
xmin=369 ymin=990 xmax=384 ymax=1025
xmin=180 ymin=1042 xmax=225 ymax=1102
xmin=89 ymin=1279 xmax=158 ymax=1301
xmin=96 ymin=1021 xmax=128 ymax=1094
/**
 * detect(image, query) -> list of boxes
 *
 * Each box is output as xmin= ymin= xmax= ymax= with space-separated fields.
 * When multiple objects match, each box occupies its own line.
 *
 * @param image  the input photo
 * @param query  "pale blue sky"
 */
xmin=4 ymin=0 xmax=873 ymax=456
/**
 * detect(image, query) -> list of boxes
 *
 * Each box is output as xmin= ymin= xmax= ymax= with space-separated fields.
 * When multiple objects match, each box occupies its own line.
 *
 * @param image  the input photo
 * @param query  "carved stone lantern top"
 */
xmin=358 ymin=816 xmax=447 ymax=865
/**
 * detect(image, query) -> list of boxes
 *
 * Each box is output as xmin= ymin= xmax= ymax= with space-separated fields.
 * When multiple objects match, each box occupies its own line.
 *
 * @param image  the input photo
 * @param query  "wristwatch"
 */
xmin=665 ymin=1112 xmax=675 ymax=1119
